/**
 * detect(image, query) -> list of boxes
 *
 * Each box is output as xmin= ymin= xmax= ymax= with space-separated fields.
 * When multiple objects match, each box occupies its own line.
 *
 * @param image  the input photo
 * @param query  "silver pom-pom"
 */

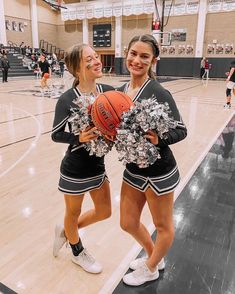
xmin=115 ymin=97 xmax=176 ymax=168
xmin=68 ymin=94 xmax=113 ymax=157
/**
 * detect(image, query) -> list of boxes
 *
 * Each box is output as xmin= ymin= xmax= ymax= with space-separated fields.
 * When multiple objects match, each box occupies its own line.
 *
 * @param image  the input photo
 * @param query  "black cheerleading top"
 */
xmin=118 ymin=78 xmax=187 ymax=177
xmin=51 ymin=84 xmax=114 ymax=178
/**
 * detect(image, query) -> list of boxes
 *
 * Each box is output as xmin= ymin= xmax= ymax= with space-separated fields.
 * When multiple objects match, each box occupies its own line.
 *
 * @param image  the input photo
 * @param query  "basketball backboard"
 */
xmin=152 ymin=31 xmax=172 ymax=46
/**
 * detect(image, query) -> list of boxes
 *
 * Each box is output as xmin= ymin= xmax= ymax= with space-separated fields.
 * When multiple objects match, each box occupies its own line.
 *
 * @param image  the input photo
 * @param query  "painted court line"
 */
xmin=0 ymin=106 xmax=42 ymax=179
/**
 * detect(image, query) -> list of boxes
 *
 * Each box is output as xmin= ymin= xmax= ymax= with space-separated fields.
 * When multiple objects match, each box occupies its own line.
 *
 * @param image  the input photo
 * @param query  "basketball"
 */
xmin=43 ymin=73 xmax=50 ymax=79
xmin=91 ymin=91 xmax=134 ymax=136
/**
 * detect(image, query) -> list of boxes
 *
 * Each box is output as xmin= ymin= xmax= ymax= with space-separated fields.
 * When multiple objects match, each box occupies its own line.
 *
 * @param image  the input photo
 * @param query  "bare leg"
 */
xmin=120 ymin=182 xmax=154 ymax=257
xmin=145 ymin=189 xmax=174 ymax=272
xmin=77 ymin=180 xmax=111 ymax=228
xmin=64 ymin=194 xmax=84 ymax=244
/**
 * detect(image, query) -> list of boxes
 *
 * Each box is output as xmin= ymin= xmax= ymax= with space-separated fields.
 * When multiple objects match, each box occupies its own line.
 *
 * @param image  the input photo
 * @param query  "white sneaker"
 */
xmin=71 ymin=248 xmax=102 ymax=274
xmin=123 ymin=262 xmax=159 ymax=286
xmin=53 ymin=224 xmax=67 ymax=257
xmin=129 ymin=256 xmax=165 ymax=271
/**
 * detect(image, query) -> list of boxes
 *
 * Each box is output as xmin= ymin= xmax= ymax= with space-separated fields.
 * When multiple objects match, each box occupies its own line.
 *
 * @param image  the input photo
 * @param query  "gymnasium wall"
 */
xmin=121 ymin=14 xmax=152 ymax=49
xmin=4 ymin=0 xmax=59 ymax=47
xmin=57 ymin=20 xmax=83 ymax=50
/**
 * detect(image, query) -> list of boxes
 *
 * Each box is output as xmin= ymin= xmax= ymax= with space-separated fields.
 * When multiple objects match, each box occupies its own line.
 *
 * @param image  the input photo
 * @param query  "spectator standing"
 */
xmin=1 ymin=54 xmax=10 ymax=83
xmin=224 ymin=60 xmax=235 ymax=109
xmin=200 ymin=57 xmax=205 ymax=79
xmin=202 ymin=58 xmax=210 ymax=80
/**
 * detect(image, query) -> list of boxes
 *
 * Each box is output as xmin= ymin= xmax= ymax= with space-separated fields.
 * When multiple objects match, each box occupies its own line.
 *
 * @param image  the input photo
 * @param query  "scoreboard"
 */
xmin=93 ymin=24 xmax=111 ymax=48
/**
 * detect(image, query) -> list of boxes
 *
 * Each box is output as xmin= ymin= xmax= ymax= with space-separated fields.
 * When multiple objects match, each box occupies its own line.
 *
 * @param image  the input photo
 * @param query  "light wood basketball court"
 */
xmin=0 ymin=76 xmax=234 ymax=294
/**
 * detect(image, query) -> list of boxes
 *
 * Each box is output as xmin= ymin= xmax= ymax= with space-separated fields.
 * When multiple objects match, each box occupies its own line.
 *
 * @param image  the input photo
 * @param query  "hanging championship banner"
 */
xmin=164 ymin=0 xmax=174 ymax=16
xmin=208 ymin=0 xmax=222 ymax=12
xmin=104 ymin=4 xmax=113 ymax=18
xmin=77 ymin=5 xmax=86 ymax=20
xmin=61 ymin=9 xmax=69 ymax=21
xmin=113 ymin=2 xmax=122 ymax=17
xmin=123 ymin=1 xmax=133 ymax=16
xmin=222 ymin=0 xmax=235 ymax=11
xmin=94 ymin=4 xmax=104 ymax=18
xmin=174 ymin=0 xmax=186 ymax=15
xmin=69 ymin=8 xmax=77 ymax=21
xmin=86 ymin=4 xmax=94 ymax=19
xmin=143 ymin=0 xmax=155 ymax=14
xmin=186 ymin=0 xmax=199 ymax=14
xmin=133 ymin=0 xmax=144 ymax=15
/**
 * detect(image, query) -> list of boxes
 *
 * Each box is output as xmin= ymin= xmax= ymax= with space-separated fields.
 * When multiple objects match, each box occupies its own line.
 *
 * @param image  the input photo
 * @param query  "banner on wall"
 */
xmin=207 ymin=44 xmax=215 ymax=54
xmin=164 ymin=0 xmax=174 ymax=16
xmin=104 ymin=4 xmax=113 ymax=18
xmin=186 ymin=45 xmax=194 ymax=54
xmin=174 ymin=0 xmax=186 ymax=15
xmin=19 ymin=22 xmax=24 ymax=32
xmin=112 ymin=2 xmax=122 ymax=17
xmin=178 ymin=45 xmax=186 ymax=54
xmin=94 ymin=4 xmax=104 ymax=18
xmin=169 ymin=45 xmax=176 ymax=54
xmin=222 ymin=0 xmax=235 ymax=10
xmin=123 ymin=1 xmax=133 ymax=16
xmin=143 ymin=0 xmax=155 ymax=14
xmin=12 ymin=21 xmax=18 ymax=31
xmin=5 ymin=20 xmax=11 ymax=30
xmin=225 ymin=43 xmax=233 ymax=54
xmin=133 ymin=0 xmax=144 ymax=15
xmin=186 ymin=0 xmax=199 ymax=14
xmin=86 ymin=4 xmax=94 ymax=19
xmin=171 ymin=29 xmax=187 ymax=41
xmin=208 ymin=0 xmax=222 ymax=12
xmin=69 ymin=8 xmax=77 ymax=21
xmin=216 ymin=44 xmax=224 ymax=54
xmin=77 ymin=5 xmax=86 ymax=20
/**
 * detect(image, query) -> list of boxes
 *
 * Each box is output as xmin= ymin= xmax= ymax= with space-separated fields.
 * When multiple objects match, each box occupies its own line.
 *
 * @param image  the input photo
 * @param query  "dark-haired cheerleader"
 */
xmin=51 ymin=44 xmax=113 ymax=274
xmin=117 ymin=34 xmax=187 ymax=286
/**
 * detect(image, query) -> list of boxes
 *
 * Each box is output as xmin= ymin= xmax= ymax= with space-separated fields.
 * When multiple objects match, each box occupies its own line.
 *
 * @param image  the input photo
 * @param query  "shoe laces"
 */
xmin=80 ymin=249 xmax=95 ymax=264
xmin=133 ymin=263 xmax=150 ymax=278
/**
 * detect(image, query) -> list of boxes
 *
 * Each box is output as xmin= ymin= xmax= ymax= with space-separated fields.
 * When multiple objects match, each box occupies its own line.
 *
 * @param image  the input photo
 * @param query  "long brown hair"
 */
xmin=126 ymin=34 xmax=159 ymax=79
xmin=64 ymin=44 xmax=87 ymax=87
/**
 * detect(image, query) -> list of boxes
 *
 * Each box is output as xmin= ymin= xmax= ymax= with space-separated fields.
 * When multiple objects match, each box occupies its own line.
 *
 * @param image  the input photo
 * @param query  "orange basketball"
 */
xmin=43 ymin=73 xmax=50 ymax=79
xmin=91 ymin=91 xmax=134 ymax=136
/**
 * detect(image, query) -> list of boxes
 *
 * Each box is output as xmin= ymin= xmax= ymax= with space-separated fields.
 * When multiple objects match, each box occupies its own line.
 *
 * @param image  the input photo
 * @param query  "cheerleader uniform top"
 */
xmin=118 ymin=78 xmax=187 ymax=177
xmin=51 ymin=84 xmax=114 ymax=179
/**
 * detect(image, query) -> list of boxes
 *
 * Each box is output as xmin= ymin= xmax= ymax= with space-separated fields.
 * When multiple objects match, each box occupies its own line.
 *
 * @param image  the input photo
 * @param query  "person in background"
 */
xmin=200 ymin=57 xmax=205 ymax=79
xmin=38 ymin=54 xmax=51 ymax=90
xmin=1 ymin=54 xmax=10 ymax=83
xmin=202 ymin=58 xmax=210 ymax=80
xmin=224 ymin=60 xmax=235 ymax=109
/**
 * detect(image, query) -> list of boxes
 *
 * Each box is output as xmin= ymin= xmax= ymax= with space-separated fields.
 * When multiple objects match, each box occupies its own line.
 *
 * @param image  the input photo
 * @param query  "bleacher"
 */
xmin=0 ymin=44 xmax=34 ymax=78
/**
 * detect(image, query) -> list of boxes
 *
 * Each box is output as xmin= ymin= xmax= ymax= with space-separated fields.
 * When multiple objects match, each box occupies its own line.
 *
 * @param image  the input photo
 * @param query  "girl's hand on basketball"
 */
xmin=79 ymin=126 xmax=99 ymax=142
xmin=104 ymin=134 xmax=116 ymax=142
xmin=144 ymin=130 xmax=158 ymax=145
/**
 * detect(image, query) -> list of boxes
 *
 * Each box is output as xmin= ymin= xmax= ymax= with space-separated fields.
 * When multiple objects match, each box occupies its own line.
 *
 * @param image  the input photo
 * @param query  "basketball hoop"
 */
xmin=152 ymin=32 xmax=172 ymax=46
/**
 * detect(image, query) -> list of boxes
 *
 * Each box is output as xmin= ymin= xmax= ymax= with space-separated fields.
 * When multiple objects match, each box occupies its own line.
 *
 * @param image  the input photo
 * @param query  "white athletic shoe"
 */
xmin=123 ymin=262 xmax=159 ymax=286
xmin=53 ymin=224 xmax=67 ymax=257
xmin=129 ymin=256 xmax=165 ymax=271
xmin=71 ymin=248 xmax=103 ymax=274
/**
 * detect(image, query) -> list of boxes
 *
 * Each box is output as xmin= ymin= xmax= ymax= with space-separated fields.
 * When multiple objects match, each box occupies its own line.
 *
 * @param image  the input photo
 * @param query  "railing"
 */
xmin=7 ymin=41 xmax=21 ymax=53
xmin=39 ymin=39 xmax=64 ymax=58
